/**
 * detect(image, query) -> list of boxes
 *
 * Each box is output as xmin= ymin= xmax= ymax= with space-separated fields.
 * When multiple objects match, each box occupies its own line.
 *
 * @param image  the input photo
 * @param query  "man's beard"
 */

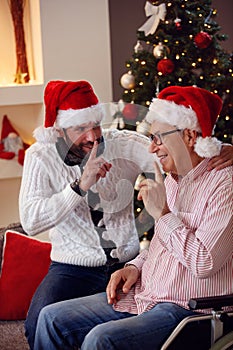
xmin=56 ymin=135 xmax=105 ymax=168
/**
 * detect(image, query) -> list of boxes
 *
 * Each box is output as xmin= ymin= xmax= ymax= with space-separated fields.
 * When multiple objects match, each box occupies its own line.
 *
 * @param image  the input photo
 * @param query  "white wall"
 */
xmin=0 ymin=0 xmax=112 ymax=227
xmin=40 ymin=0 xmax=112 ymax=102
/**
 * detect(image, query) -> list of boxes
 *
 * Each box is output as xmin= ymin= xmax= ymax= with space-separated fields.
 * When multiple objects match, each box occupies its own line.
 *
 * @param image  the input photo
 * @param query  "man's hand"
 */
xmin=207 ymin=144 xmax=233 ymax=171
xmin=137 ymin=162 xmax=169 ymax=221
xmin=106 ymin=265 xmax=139 ymax=305
xmin=79 ymin=141 xmax=112 ymax=192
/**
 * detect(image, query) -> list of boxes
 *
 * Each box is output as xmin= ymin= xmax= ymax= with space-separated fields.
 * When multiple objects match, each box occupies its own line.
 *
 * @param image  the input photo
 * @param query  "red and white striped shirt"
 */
xmin=114 ymin=159 xmax=233 ymax=314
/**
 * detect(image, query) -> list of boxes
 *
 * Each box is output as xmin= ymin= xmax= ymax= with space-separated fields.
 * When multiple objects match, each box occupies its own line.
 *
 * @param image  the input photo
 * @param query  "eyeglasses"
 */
xmin=149 ymin=129 xmax=183 ymax=146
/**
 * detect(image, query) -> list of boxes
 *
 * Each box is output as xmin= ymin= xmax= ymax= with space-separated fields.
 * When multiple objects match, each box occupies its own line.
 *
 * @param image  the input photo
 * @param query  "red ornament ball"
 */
xmin=157 ymin=58 xmax=175 ymax=76
xmin=122 ymin=103 xmax=138 ymax=120
xmin=194 ymin=31 xmax=212 ymax=49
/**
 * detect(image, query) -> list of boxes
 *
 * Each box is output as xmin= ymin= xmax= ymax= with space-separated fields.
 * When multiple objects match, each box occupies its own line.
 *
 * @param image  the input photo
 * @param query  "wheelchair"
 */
xmin=161 ymin=294 xmax=233 ymax=350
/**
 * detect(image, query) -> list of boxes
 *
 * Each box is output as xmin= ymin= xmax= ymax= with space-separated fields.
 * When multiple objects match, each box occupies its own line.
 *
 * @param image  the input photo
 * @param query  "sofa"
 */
xmin=0 ymin=223 xmax=51 ymax=350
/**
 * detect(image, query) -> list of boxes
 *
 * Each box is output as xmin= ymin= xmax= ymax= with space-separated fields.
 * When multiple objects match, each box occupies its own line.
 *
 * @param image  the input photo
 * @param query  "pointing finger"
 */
xmin=88 ymin=141 xmax=98 ymax=160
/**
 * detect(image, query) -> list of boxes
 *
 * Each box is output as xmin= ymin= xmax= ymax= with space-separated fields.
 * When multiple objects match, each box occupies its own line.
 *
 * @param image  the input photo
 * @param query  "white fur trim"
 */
xmin=146 ymin=98 xmax=202 ymax=132
xmin=194 ymin=136 xmax=221 ymax=157
xmin=56 ymin=104 xmax=103 ymax=128
xmin=33 ymin=126 xmax=59 ymax=143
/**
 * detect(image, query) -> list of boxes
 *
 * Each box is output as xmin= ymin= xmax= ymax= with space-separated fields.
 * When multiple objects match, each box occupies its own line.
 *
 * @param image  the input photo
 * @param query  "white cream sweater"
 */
xmin=19 ymin=129 xmax=156 ymax=266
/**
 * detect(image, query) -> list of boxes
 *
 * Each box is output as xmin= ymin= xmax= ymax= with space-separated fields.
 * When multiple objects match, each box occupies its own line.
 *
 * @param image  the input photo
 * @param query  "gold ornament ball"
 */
xmin=120 ymin=71 xmax=135 ymax=89
xmin=153 ymin=42 xmax=170 ymax=59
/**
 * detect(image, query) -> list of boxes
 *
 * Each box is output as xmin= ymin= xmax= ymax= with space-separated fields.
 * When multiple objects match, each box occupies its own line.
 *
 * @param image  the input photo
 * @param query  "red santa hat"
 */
xmin=145 ymin=86 xmax=222 ymax=157
xmin=34 ymin=80 xmax=102 ymax=143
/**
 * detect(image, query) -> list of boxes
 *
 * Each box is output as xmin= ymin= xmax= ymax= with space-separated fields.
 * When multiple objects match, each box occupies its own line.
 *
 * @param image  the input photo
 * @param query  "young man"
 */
xmin=33 ymin=86 xmax=233 ymax=350
xmin=19 ymin=80 xmax=159 ymax=349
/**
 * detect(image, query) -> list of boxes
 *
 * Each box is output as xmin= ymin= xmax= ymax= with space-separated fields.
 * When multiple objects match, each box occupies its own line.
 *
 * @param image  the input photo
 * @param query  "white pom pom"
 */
xmin=194 ymin=136 xmax=221 ymax=158
xmin=33 ymin=126 xmax=59 ymax=143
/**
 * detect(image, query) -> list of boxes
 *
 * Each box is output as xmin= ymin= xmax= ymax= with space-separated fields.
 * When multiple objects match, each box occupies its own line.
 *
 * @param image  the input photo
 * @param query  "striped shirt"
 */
xmin=114 ymin=159 xmax=233 ymax=314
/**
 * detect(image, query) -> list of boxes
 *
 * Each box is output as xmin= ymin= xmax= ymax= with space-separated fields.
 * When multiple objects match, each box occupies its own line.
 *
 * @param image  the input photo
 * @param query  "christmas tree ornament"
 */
xmin=119 ymin=116 xmax=125 ymax=129
xmin=120 ymin=71 xmax=135 ymax=89
xmin=110 ymin=118 xmax=118 ymax=129
xmin=122 ymin=103 xmax=138 ymax=120
xmin=140 ymin=233 xmax=150 ymax=251
xmin=118 ymin=99 xmax=125 ymax=112
xmin=109 ymin=100 xmax=126 ymax=129
xmin=134 ymin=40 xmax=143 ymax=53
xmin=153 ymin=42 xmax=169 ymax=58
xmin=110 ymin=116 xmax=125 ymax=130
xmin=194 ymin=31 xmax=212 ymax=49
xmin=157 ymin=58 xmax=175 ymax=75
xmin=134 ymin=174 xmax=146 ymax=191
xmin=204 ymin=9 xmax=213 ymax=25
xmin=138 ymin=2 xmax=167 ymax=36
xmin=174 ymin=17 xmax=182 ymax=30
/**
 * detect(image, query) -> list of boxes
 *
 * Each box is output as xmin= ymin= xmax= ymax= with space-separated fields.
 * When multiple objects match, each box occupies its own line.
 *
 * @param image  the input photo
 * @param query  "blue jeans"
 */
xmin=34 ymin=292 xmax=198 ymax=350
xmin=25 ymin=261 xmax=124 ymax=350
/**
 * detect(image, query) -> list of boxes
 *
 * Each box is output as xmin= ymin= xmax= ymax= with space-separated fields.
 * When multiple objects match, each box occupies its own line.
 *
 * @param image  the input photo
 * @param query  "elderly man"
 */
xmin=33 ymin=85 xmax=233 ymax=350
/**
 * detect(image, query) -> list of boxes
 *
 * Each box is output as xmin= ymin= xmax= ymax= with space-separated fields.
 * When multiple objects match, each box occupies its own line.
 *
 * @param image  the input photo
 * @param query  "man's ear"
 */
xmin=183 ymin=129 xmax=199 ymax=147
xmin=56 ymin=128 xmax=64 ymax=137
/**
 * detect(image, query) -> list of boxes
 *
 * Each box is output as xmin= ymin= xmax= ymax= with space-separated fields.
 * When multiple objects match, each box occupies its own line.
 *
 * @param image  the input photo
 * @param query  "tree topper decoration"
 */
xmin=138 ymin=2 xmax=167 ymax=36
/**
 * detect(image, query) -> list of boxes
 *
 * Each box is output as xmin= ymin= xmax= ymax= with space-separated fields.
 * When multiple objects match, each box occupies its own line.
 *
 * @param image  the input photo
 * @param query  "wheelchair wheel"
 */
xmin=209 ymin=331 xmax=233 ymax=350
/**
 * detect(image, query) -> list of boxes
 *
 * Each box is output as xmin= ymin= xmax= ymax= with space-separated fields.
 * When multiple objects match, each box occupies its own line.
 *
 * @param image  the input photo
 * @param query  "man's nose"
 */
xmin=84 ymin=128 xmax=97 ymax=142
xmin=149 ymin=142 xmax=160 ymax=153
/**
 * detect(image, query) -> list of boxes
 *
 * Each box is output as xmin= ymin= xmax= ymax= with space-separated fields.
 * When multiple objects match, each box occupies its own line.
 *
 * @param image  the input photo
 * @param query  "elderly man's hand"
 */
xmin=106 ymin=265 xmax=139 ymax=305
xmin=138 ymin=162 xmax=170 ymax=221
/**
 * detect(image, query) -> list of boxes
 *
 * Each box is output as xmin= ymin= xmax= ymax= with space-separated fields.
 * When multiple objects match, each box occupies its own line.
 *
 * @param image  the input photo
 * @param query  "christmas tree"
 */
xmin=118 ymin=0 xmax=233 ymax=144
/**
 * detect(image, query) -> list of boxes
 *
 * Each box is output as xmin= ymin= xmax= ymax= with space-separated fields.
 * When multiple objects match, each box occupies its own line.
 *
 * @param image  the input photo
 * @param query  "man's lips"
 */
xmin=158 ymin=154 xmax=167 ymax=163
xmin=81 ymin=143 xmax=94 ymax=152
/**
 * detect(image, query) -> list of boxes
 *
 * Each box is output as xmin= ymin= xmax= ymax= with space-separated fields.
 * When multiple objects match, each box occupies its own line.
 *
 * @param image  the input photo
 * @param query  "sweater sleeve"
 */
xmin=113 ymin=130 xmax=162 ymax=175
xmin=19 ymin=145 xmax=85 ymax=235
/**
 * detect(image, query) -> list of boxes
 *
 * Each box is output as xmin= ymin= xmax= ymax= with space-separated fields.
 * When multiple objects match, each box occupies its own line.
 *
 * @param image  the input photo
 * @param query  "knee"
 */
xmin=82 ymin=322 xmax=117 ymax=349
xmin=37 ymin=303 xmax=57 ymax=328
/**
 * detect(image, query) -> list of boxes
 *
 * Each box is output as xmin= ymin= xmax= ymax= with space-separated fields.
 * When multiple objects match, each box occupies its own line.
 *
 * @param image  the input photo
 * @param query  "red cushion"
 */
xmin=0 ymin=151 xmax=15 ymax=159
xmin=0 ymin=231 xmax=51 ymax=320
